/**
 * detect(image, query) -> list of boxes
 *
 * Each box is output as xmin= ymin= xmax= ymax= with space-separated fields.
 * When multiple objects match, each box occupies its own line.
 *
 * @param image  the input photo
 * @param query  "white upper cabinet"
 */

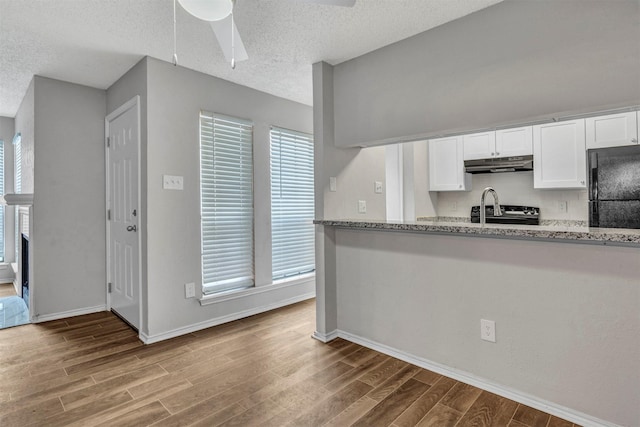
xmin=495 ymin=126 xmax=533 ymax=157
xmin=533 ymin=119 xmax=587 ymax=189
xmin=462 ymin=131 xmax=496 ymax=160
xmin=429 ymin=136 xmax=471 ymax=191
xmin=463 ymin=128 xmax=532 ymax=160
xmin=585 ymin=111 xmax=638 ymax=149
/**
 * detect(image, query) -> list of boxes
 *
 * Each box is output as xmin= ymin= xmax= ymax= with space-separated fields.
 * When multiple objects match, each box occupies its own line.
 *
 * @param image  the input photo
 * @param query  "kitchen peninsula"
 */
xmin=315 ymin=219 xmax=640 ymax=246
xmin=313 ymin=219 xmax=639 ymax=426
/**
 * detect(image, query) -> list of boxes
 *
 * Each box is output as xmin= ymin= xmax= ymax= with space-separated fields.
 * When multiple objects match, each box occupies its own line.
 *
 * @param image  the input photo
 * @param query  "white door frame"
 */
xmin=105 ymin=95 xmax=142 ymax=332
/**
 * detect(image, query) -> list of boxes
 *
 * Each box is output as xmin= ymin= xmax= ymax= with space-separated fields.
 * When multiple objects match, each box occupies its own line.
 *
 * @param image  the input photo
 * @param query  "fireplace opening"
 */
xmin=22 ymin=233 xmax=29 ymax=309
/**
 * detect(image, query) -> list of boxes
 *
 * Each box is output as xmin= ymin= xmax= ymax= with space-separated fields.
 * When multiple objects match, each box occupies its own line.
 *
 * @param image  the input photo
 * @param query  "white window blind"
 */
xmin=270 ymin=126 xmax=315 ymax=280
xmin=200 ymin=112 xmax=254 ymax=295
xmin=14 ymin=133 xmax=21 ymax=262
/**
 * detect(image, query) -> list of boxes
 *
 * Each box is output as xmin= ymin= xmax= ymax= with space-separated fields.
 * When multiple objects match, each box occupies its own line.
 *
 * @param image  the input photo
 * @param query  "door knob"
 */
xmin=126 ymin=225 xmax=137 ymax=232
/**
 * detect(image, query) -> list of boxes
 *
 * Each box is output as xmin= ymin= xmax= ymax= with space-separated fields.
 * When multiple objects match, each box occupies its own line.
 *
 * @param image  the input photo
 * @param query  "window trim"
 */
xmin=199 ymin=271 xmax=315 ymax=305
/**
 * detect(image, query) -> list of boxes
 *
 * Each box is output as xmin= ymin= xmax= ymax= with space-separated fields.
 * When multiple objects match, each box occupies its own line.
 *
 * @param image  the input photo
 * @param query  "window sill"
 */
xmin=199 ymin=272 xmax=315 ymax=306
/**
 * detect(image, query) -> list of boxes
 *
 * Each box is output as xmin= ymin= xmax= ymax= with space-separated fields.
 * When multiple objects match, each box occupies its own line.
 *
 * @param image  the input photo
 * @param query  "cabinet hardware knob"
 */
xmin=632 ymin=138 xmax=638 ymax=143
xmin=580 ymin=181 xmax=585 ymax=185
xmin=496 ymin=152 xmax=500 ymax=156
xmin=491 ymin=152 xmax=495 ymax=156
xmin=459 ymin=184 xmax=462 ymax=188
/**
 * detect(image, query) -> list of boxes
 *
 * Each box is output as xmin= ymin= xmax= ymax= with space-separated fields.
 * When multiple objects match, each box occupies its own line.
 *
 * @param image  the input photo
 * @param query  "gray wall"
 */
xmin=313 ymin=63 xmax=387 ymax=221
xmin=334 ymin=0 xmax=640 ymax=147
xmin=31 ymin=76 xmax=107 ymax=318
xmin=0 ymin=117 xmax=15 ymax=151
xmin=144 ymin=57 xmax=314 ymax=338
xmin=14 ymin=81 xmax=34 ymax=195
xmin=106 ymin=58 xmax=149 ymax=335
xmin=334 ymin=229 xmax=639 ymax=426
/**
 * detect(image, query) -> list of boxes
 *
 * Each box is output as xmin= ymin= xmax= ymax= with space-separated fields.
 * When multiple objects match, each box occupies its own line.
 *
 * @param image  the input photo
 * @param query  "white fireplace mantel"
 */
xmin=3 ymin=193 xmax=34 ymax=206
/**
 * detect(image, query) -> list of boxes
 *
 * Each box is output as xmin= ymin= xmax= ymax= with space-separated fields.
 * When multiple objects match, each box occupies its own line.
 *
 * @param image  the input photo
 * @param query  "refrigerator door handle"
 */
xmin=591 ymin=202 xmax=599 ymax=227
xmin=589 ymin=151 xmax=598 ymax=201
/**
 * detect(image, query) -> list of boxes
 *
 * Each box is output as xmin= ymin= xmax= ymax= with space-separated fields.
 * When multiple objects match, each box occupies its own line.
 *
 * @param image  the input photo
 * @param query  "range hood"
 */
xmin=464 ymin=155 xmax=533 ymax=174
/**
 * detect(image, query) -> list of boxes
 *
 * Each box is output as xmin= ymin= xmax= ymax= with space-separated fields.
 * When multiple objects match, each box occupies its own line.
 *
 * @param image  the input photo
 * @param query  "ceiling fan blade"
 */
xmin=301 ymin=0 xmax=356 ymax=6
xmin=210 ymin=15 xmax=248 ymax=64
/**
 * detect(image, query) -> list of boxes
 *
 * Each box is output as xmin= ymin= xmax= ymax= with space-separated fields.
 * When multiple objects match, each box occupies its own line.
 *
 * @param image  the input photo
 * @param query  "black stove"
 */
xmin=470 ymin=205 xmax=540 ymax=225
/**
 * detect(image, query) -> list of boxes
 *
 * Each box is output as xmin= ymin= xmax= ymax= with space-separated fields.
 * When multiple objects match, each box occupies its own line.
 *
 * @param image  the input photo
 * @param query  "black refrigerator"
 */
xmin=588 ymin=145 xmax=640 ymax=229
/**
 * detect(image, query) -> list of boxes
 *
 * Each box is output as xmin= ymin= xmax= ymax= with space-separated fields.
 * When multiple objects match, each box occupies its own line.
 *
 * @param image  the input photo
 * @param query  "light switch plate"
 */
xmin=358 ymin=200 xmax=367 ymax=214
xmin=163 ymin=175 xmax=184 ymax=190
xmin=329 ymin=177 xmax=337 ymax=192
xmin=374 ymin=181 xmax=383 ymax=194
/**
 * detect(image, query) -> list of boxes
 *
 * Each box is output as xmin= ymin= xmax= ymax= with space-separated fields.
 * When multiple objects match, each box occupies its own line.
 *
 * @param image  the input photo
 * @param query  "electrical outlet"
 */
xmin=374 ymin=181 xmax=383 ymax=194
xmin=185 ymin=282 xmax=196 ymax=299
xmin=558 ymin=201 xmax=567 ymax=213
xmin=451 ymin=201 xmax=458 ymax=212
xmin=329 ymin=177 xmax=337 ymax=192
xmin=481 ymin=319 xmax=496 ymax=343
xmin=358 ymin=200 xmax=367 ymax=214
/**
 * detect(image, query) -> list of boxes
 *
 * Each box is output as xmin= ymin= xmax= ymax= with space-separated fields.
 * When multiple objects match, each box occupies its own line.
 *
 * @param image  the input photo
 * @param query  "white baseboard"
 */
xmin=312 ymin=329 xmax=339 ymax=343
xmin=140 ymin=292 xmax=316 ymax=344
xmin=0 ymin=263 xmax=15 ymax=285
xmin=0 ymin=274 xmax=15 ymax=283
xmin=33 ymin=305 xmax=107 ymax=323
xmin=337 ymin=330 xmax=617 ymax=427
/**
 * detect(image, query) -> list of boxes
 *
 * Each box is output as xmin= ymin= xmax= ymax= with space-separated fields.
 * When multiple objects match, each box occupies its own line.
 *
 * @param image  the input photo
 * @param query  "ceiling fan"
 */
xmin=174 ymin=0 xmax=356 ymax=69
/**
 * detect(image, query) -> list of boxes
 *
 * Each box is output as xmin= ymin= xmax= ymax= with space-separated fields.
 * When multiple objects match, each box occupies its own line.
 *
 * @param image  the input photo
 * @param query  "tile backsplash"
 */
xmin=436 ymin=172 xmax=589 ymax=221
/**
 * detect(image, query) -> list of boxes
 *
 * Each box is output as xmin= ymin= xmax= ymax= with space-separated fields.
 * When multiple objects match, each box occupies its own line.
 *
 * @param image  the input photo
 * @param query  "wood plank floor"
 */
xmin=0 ymin=299 xmax=580 ymax=426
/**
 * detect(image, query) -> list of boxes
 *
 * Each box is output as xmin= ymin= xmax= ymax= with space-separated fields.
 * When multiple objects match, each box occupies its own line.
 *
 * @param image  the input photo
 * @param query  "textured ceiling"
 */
xmin=0 ymin=0 xmax=504 ymax=117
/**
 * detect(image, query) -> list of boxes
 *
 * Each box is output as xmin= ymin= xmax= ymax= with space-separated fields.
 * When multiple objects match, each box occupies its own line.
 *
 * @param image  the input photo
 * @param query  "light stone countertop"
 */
xmin=314 ymin=218 xmax=640 ymax=247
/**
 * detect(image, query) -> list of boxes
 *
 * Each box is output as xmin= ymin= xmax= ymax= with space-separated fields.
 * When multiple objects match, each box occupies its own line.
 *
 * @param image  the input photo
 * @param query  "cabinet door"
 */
xmin=533 ymin=119 xmax=586 ymax=189
xmin=462 ymin=131 xmax=496 ymax=160
xmin=495 ymin=126 xmax=533 ymax=157
xmin=585 ymin=112 xmax=638 ymax=149
xmin=429 ymin=136 xmax=471 ymax=191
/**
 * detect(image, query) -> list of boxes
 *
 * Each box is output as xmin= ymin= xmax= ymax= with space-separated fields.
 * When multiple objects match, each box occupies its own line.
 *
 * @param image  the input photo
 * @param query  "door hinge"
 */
xmin=106 ymin=137 xmax=110 ymax=148
xmin=107 ymin=209 xmax=111 ymax=221
xmin=107 ymin=283 xmax=112 ymax=293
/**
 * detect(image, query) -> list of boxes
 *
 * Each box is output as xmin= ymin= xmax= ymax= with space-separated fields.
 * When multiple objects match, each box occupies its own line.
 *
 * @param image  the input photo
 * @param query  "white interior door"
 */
xmin=106 ymin=97 xmax=140 ymax=330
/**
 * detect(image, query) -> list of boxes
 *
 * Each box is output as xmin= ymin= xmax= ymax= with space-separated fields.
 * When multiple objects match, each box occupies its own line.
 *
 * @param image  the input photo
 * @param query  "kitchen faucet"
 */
xmin=480 ymin=187 xmax=502 ymax=226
